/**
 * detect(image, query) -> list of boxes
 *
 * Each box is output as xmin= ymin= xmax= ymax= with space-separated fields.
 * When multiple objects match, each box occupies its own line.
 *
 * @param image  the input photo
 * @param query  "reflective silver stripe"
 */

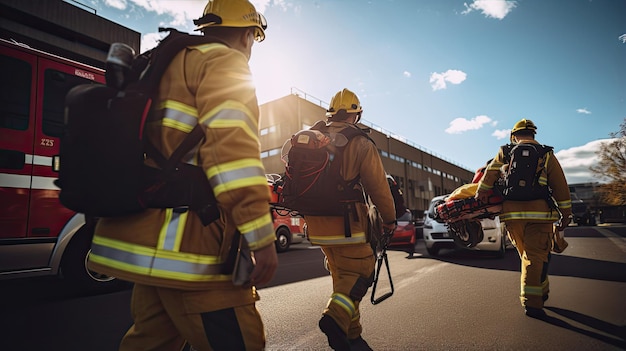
xmin=242 ymin=220 xmax=275 ymax=247
xmin=160 ymin=209 xmax=188 ymax=251
xmin=0 ymin=173 xmax=59 ymax=190
xmin=208 ymin=165 xmax=266 ymax=192
xmin=162 ymin=106 xmax=197 ymax=133
xmin=501 ymin=212 xmax=559 ymax=221
xmin=159 ymin=105 xmax=202 ymax=165
xmin=309 ymin=233 xmax=367 ymax=245
xmin=201 ymin=107 xmax=257 ymax=137
xmin=90 ymin=242 xmax=224 ymax=276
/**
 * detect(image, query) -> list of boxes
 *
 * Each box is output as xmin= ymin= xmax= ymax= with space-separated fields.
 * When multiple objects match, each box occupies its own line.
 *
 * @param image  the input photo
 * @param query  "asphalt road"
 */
xmin=1 ymin=225 xmax=624 ymax=351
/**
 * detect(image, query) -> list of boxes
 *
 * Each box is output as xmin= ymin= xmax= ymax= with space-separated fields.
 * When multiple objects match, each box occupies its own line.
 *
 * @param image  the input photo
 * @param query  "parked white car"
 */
xmin=423 ymin=194 xmax=507 ymax=257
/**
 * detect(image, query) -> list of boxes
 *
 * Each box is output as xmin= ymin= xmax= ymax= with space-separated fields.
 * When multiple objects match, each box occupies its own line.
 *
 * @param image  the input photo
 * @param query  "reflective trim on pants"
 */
xmin=321 ymin=244 xmax=375 ymax=339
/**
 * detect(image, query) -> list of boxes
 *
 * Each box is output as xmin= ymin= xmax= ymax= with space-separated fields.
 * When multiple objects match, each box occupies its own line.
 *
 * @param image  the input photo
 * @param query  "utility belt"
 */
xmin=141 ymin=163 xmax=220 ymax=226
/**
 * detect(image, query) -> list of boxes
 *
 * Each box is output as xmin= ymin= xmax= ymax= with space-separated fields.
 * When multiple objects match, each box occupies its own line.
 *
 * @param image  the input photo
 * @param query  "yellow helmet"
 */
xmin=194 ymin=0 xmax=267 ymax=42
xmin=511 ymin=118 xmax=537 ymax=134
xmin=327 ymin=88 xmax=363 ymax=116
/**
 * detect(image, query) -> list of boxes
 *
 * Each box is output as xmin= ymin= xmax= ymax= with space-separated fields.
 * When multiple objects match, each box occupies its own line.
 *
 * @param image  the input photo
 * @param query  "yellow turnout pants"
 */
xmin=321 ymin=244 xmax=375 ymax=340
xmin=505 ymin=221 xmax=552 ymax=309
xmin=119 ymin=283 xmax=265 ymax=351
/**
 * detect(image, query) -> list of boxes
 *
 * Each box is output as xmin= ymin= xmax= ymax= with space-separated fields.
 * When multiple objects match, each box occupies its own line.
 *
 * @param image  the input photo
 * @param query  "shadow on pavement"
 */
xmin=543 ymin=306 xmax=626 ymax=349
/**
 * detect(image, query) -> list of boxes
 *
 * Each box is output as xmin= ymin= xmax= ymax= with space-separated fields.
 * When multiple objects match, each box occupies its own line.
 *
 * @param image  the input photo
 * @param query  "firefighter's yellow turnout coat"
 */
xmin=305 ymin=121 xmax=396 ymax=339
xmin=88 ymin=42 xmax=275 ymax=350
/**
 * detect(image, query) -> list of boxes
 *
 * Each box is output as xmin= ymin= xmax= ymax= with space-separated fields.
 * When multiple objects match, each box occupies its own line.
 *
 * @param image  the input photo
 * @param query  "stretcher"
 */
xmin=435 ymin=183 xmax=503 ymax=223
xmin=434 ymin=183 xmax=504 ymax=248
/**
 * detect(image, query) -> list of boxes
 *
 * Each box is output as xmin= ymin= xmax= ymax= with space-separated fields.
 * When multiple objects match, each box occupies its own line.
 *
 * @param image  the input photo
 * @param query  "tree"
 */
xmin=590 ymin=118 xmax=626 ymax=205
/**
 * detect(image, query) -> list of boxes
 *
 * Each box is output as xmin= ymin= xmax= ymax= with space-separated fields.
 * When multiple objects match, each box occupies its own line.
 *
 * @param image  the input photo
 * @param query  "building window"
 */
xmin=260 ymin=125 xmax=276 ymax=135
xmin=390 ymin=153 xmax=405 ymax=163
xmin=0 ymin=55 xmax=31 ymax=131
xmin=381 ymin=150 xmax=389 ymax=158
xmin=268 ymin=148 xmax=280 ymax=156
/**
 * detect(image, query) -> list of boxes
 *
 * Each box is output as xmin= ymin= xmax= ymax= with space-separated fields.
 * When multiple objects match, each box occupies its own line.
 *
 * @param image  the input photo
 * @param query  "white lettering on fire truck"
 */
xmin=40 ymin=138 xmax=54 ymax=147
xmin=75 ymin=69 xmax=95 ymax=80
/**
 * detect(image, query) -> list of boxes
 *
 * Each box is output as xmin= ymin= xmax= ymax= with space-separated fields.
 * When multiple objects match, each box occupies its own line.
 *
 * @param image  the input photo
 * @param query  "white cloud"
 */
xmin=104 ymin=0 xmax=127 ymax=10
xmin=462 ymin=0 xmax=517 ymax=20
xmin=429 ymin=69 xmax=467 ymax=91
xmin=492 ymin=129 xmax=511 ymax=140
xmin=403 ymin=71 xmax=412 ymax=78
xmin=576 ymin=108 xmax=591 ymax=114
xmin=140 ymin=32 xmax=165 ymax=53
xmin=619 ymin=34 xmax=626 ymax=43
xmin=555 ymin=139 xmax=616 ymax=184
xmin=445 ymin=115 xmax=491 ymax=134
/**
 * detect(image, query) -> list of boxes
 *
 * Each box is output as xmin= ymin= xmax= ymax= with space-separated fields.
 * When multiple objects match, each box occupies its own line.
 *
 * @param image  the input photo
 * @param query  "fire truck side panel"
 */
xmin=0 ymin=39 xmax=107 ymax=286
xmin=1 ymin=44 xmax=37 ymax=238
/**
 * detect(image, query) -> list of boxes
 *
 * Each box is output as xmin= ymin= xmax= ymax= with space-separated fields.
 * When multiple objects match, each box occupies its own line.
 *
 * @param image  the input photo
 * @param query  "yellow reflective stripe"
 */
xmin=92 ymin=235 xmax=222 ymax=264
xmin=210 ymin=118 xmax=258 ymax=142
xmin=330 ymin=293 xmax=356 ymax=316
xmin=158 ymin=209 xmax=173 ymax=250
xmin=538 ymin=175 xmax=548 ymax=186
xmin=89 ymin=254 xmax=230 ymax=282
xmin=558 ymin=199 xmax=572 ymax=209
xmin=523 ymin=285 xmax=543 ymax=297
xmin=501 ymin=211 xmax=560 ymax=221
xmin=239 ymin=213 xmax=275 ymax=248
xmin=158 ymin=209 xmax=188 ymax=252
xmin=351 ymin=310 xmax=360 ymax=322
xmin=478 ymin=182 xmax=493 ymax=191
xmin=191 ymin=42 xmax=228 ymax=53
xmin=159 ymin=100 xmax=198 ymax=133
xmin=213 ymin=175 xmax=268 ymax=197
xmin=207 ymin=158 xmax=267 ymax=197
xmin=90 ymin=235 xmax=228 ymax=282
xmin=309 ymin=232 xmax=367 ymax=245
xmin=199 ymin=100 xmax=258 ymax=138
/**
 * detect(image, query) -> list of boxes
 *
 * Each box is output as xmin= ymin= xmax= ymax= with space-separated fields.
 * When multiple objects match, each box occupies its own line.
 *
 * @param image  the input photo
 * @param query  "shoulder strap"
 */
xmin=139 ymin=29 xmax=223 ymax=171
xmin=145 ymin=124 xmax=205 ymax=172
xmin=134 ymin=28 xmax=225 ymax=96
xmin=501 ymin=143 xmax=514 ymax=163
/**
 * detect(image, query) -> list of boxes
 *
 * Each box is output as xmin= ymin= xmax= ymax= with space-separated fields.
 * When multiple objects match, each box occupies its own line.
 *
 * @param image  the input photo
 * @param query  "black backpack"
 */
xmin=497 ymin=143 xmax=553 ymax=201
xmin=278 ymin=121 xmax=370 ymax=218
xmin=55 ymin=28 xmax=222 ymax=224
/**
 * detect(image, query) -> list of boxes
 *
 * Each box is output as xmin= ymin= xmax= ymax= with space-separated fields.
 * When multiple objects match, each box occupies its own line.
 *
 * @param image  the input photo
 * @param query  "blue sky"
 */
xmin=75 ymin=0 xmax=625 ymax=184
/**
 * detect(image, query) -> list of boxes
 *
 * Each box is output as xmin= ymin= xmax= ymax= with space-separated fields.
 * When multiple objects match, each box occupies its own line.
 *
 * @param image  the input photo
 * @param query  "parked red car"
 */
xmin=388 ymin=219 xmax=417 ymax=256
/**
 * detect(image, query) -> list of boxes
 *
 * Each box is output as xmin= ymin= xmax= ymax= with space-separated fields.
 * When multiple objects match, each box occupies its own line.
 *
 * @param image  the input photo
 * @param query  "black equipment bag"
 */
xmin=279 ymin=122 xmax=369 ymax=216
xmin=56 ymin=28 xmax=222 ymax=223
xmin=497 ymin=143 xmax=553 ymax=201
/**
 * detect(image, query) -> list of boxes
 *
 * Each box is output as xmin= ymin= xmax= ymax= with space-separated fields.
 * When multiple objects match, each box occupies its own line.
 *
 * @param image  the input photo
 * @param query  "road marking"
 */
xmin=596 ymin=227 xmax=626 ymax=253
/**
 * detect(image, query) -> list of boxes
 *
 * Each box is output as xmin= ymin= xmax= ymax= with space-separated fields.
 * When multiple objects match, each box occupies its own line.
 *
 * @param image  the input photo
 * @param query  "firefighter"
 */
xmin=87 ymin=1 xmax=278 ymax=350
xmin=305 ymin=88 xmax=397 ymax=350
xmin=475 ymin=118 xmax=572 ymax=319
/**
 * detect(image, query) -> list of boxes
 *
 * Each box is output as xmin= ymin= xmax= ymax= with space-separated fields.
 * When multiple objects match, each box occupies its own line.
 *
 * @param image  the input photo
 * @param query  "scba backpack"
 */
xmin=278 ymin=121 xmax=370 ymax=218
xmin=497 ymin=143 xmax=553 ymax=201
xmin=56 ymin=28 xmax=222 ymax=224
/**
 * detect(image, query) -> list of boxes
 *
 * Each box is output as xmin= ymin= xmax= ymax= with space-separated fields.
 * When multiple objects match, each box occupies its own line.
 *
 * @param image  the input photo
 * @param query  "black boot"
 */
xmin=319 ymin=315 xmax=350 ymax=351
xmin=350 ymin=336 xmax=373 ymax=351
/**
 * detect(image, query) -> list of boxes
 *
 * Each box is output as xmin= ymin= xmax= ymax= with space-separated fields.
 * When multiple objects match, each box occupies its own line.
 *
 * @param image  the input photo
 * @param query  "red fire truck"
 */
xmin=0 ymin=38 xmax=125 ymax=291
xmin=267 ymin=174 xmax=307 ymax=253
